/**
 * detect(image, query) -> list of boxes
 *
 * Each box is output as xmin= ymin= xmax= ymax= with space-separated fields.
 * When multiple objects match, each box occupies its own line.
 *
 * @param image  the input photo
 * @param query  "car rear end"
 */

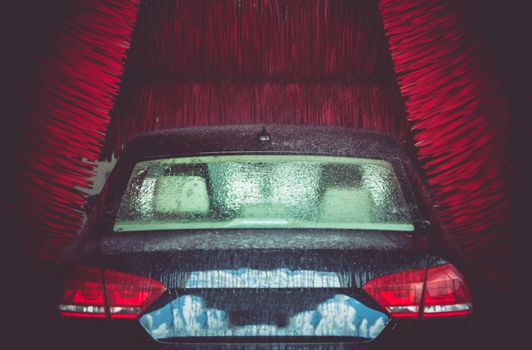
xmin=55 ymin=126 xmax=474 ymax=349
xmin=56 ymin=238 xmax=473 ymax=349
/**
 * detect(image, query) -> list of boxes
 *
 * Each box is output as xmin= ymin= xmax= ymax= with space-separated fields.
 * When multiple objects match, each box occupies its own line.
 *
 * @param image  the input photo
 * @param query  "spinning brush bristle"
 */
xmin=378 ymin=0 xmax=512 ymax=287
xmin=104 ymin=81 xmax=409 ymax=158
xmin=104 ymin=0 xmax=405 ymax=156
xmin=14 ymin=0 xmax=139 ymax=261
xmin=128 ymin=0 xmax=394 ymax=80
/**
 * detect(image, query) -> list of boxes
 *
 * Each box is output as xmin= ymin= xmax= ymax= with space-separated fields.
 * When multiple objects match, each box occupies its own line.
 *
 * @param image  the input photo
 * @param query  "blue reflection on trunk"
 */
xmin=140 ymin=270 xmax=389 ymax=341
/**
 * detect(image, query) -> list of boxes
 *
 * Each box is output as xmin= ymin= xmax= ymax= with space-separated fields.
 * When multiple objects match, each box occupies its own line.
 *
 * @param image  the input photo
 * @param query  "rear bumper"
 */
xmin=54 ymin=316 xmax=473 ymax=350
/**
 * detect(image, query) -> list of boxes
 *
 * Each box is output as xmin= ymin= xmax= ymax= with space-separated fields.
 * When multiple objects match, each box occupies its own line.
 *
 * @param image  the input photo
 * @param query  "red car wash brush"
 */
xmin=103 ymin=0 xmax=409 ymax=157
xmin=14 ymin=0 xmax=139 ymax=261
xmin=378 ymin=0 xmax=512 ymax=289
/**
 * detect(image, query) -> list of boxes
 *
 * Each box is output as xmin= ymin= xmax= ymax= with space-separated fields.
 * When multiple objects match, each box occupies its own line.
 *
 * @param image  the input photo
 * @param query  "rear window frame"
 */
xmin=113 ymin=154 xmax=415 ymax=232
xmin=87 ymin=151 xmax=427 ymax=238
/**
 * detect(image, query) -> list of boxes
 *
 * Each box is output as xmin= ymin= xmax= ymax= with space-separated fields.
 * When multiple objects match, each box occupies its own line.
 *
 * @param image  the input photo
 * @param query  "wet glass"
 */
xmin=114 ymin=155 xmax=413 ymax=232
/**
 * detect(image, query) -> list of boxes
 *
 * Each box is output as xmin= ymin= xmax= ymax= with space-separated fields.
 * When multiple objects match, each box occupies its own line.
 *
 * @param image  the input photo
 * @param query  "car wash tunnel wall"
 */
xmin=9 ymin=0 xmax=521 ymax=294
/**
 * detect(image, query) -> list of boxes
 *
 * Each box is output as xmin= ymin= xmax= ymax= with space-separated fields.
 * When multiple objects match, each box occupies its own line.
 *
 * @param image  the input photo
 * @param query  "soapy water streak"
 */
xmin=186 ymin=268 xmax=342 ymax=289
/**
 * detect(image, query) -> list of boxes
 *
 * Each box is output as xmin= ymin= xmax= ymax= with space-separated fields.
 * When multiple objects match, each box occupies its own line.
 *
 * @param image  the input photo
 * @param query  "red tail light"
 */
xmin=58 ymin=266 xmax=106 ymax=318
xmin=362 ymin=267 xmax=425 ymax=318
xmin=104 ymin=269 xmax=167 ymax=319
xmin=422 ymin=264 xmax=473 ymax=318
xmin=59 ymin=266 xmax=167 ymax=319
xmin=363 ymin=263 xmax=472 ymax=318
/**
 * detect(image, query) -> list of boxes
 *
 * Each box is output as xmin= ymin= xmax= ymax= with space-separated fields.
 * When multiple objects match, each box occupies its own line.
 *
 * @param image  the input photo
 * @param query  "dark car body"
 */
xmin=56 ymin=125 xmax=473 ymax=349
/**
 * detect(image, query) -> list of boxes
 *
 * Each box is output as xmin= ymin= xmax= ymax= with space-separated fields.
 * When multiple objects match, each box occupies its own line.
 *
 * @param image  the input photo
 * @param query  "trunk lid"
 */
xmin=92 ymin=229 xmax=428 ymax=342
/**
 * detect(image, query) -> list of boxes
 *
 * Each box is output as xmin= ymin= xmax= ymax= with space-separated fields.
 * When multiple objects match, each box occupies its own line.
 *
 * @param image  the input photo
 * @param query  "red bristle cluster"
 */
xmin=378 ymin=0 xmax=512 ymax=285
xmin=105 ymin=81 xmax=408 ymax=157
xmin=129 ymin=0 xmax=393 ymax=80
xmin=104 ymin=0 xmax=407 ymax=157
xmin=14 ymin=0 xmax=139 ymax=261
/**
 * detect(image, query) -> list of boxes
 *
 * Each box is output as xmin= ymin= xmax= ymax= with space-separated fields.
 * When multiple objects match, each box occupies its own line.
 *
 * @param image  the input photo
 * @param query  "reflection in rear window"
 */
xmin=114 ymin=155 xmax=413 ymax=232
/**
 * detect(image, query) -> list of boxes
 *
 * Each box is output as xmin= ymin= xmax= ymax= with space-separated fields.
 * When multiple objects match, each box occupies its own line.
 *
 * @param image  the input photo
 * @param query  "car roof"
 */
xmin=123 ymin=125 xmax=404 ymax=160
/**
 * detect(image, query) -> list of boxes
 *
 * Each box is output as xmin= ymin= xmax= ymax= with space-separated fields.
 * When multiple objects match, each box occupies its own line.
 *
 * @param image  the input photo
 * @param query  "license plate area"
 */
xmin=139 ymin=289 xmax=389 ymax=341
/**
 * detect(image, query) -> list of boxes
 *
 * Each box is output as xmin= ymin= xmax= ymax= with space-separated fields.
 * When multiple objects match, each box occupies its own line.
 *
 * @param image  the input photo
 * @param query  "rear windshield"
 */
xmin=114 ymin=155 xmax=413 ymax=232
